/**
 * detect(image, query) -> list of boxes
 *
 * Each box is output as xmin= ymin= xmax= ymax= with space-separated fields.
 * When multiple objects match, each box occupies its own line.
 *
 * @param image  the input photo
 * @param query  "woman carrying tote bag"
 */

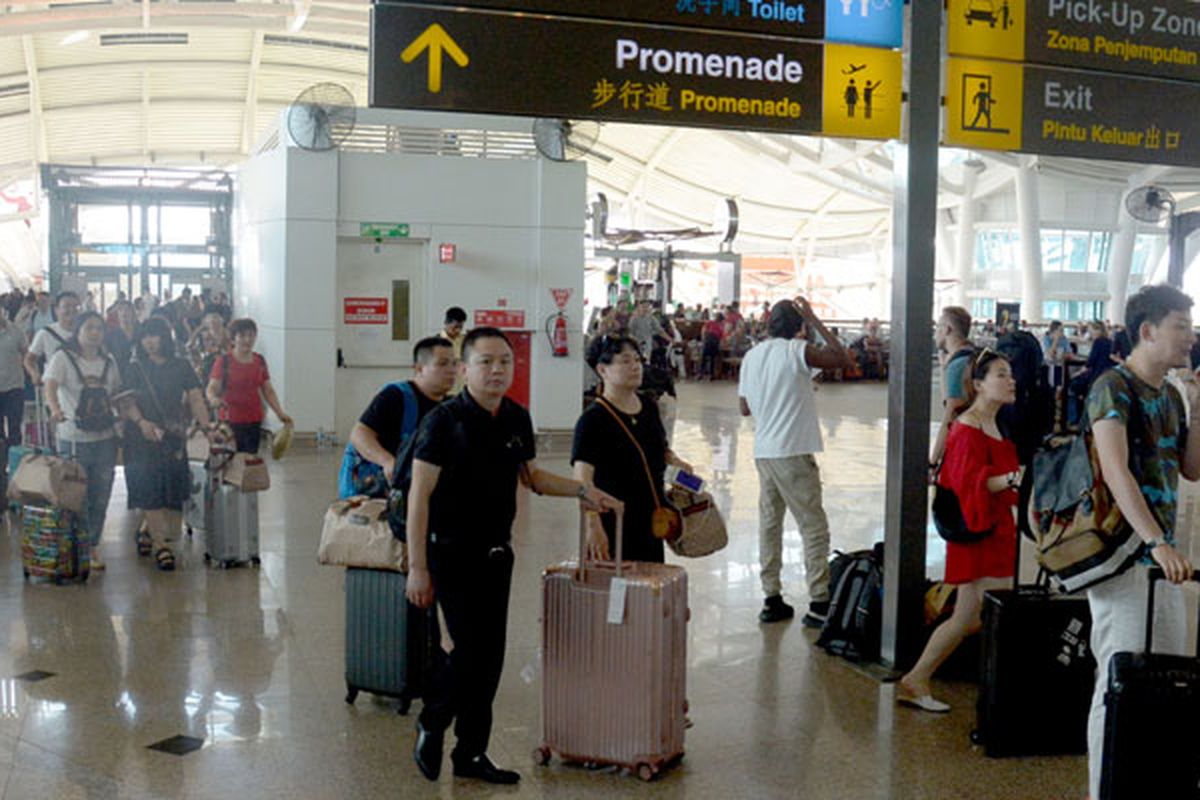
xmin=572 ymin=335 xmax=694 ymax=564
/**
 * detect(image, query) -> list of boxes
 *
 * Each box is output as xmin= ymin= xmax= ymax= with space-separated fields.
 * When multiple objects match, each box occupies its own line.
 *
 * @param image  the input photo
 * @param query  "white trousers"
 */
xmin=1086 ymin=565 xmax=1188 ymax=799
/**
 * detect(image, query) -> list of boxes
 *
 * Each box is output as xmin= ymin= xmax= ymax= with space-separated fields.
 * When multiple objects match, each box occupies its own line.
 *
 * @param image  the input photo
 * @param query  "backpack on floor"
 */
xmin=817 ymin=542 xmax=884 ymax=663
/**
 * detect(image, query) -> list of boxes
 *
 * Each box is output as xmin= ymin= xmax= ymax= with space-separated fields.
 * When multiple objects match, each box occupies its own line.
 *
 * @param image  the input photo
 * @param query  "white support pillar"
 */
xmin=954 ymin=159 xmax=985 ymax=309
xmin=1015 ymin=155 xmax=1043 ymax=323
xmin=1108 ymin=205 xmax=1138 ymax=326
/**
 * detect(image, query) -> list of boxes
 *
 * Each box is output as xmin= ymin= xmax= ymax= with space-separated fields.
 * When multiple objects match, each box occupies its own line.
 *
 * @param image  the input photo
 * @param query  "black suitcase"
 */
xmin=344 ymin=568 xmax=443 ymax=714
xmin=1100 ymin=568 xmax=1200 ymax=800
xmin=973 ymin=528 xmax=1095 ymax=757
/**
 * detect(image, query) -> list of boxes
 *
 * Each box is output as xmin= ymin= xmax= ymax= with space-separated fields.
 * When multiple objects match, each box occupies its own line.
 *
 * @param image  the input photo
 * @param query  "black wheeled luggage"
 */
xmin=1100 ymin=568 xmax=1200 ymax=800
xmin=343 ymin=567 xmax=441 ymax=714
xmin=974 ymin=586 xmax=1094 ymax=756
xmin=973 ymin=517 xmax=1095 ymax=758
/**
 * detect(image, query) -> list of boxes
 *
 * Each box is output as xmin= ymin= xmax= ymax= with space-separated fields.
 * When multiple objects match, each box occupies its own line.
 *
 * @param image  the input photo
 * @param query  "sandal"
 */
xmin=155 ymin=548 xmax=176 ymax=572
xmin=136 ymin=527 xmax=153 ymax=557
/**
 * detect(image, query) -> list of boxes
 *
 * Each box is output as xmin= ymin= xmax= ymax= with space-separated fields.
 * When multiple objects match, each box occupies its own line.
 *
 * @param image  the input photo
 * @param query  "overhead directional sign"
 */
xmin=396 ymin=0 xmax=904 ymax=48
xmin=945 ymin=57 xmax=1198 ymax=167
xmin=371 ymin=4 xmax=901 ymax=138
xmin=948 ymin=0 xmax=1200 ymax=83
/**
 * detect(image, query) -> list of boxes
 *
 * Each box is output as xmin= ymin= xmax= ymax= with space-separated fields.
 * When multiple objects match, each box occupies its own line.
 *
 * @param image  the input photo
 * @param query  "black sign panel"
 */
xmin=395 ymin=0 xmax=826 ymax=40
xmin=949 ymin=0 xmax=1200 ymax=83
xmin=371 ymin=4 xmax=825 ymax=134
xmin=1022 ymin=64 xmax=1199 ymax=166
xmin=1028 ymin=0 xmax=1200 ymax=82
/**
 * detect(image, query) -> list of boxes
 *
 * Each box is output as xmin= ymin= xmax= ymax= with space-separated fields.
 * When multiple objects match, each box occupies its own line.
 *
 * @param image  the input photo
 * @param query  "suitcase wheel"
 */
xmin=533 ymin=747 xmax=551 ymax=767
xmin=185 ymin=526 xmax=193 ymax=537
xmin=637 ymin=763 xmax=656 ymax=782
xmin=250 ymin=556 xmax=261 ymax=568
xmin=345 ymin=687 xmax=358 ymax=705
xmin=397 ymin=697 xmax=411 ymax=716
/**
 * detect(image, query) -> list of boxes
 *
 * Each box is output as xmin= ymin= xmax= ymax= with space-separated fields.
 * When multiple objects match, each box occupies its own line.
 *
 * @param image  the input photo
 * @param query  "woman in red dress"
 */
xmin=897 ymin=349 xmax=1019 ymax=713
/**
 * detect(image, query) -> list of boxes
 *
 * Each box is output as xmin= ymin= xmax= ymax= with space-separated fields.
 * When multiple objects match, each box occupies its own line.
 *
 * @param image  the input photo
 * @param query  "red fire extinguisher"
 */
xmin=546 ymin=311 xmax=569 ymax=357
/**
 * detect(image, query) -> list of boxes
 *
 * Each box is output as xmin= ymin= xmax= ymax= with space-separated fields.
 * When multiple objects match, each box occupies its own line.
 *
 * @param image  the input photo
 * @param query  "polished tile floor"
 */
xmin=0 ymin=381 xmax=1098 ymax=799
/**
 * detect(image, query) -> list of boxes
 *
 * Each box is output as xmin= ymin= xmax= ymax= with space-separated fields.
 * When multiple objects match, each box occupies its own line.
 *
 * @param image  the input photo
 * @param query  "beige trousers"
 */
xmin=755 ymin=455 xmax=832 ymax=602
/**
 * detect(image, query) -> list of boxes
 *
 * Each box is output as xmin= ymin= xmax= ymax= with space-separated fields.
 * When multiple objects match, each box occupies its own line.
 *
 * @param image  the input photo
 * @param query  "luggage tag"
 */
xmin=607 ymin=578 xmax=628 ymax=625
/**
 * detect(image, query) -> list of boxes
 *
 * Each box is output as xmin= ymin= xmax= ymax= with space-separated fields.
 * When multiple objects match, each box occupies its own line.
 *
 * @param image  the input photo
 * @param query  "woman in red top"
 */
xmin=205 ymin=318 xmax=293 ymax=453
xmin=897 ymin=349 xmax=1019 ymax=713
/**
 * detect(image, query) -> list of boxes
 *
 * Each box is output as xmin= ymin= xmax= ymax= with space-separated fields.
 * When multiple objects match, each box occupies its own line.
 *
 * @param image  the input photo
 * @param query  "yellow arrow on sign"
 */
xmin=401 ymin=23 xmax=469 ymax=94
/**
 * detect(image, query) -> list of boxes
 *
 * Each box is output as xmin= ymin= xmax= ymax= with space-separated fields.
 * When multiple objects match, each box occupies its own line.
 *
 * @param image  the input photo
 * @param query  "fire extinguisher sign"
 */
xmin=550 ymin=288 xmax=572 ymax=310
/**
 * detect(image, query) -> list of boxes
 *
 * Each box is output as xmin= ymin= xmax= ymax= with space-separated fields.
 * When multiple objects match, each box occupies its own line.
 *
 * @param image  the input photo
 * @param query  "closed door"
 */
xmin=335 ymin=239 xmax=425 ymax=438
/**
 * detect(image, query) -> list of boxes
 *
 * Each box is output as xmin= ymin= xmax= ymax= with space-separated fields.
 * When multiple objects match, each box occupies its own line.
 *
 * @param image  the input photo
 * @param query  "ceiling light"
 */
xmin=59 ymin=30 xmax=88 ymax=46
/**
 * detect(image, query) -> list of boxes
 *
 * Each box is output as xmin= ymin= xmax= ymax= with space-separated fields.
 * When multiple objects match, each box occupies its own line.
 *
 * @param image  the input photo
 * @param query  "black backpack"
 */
xmin=817 ymin=543 xmax=885 ymax=663
xmin=995 ymin=330 xmax=1052 ymax=463
xmin=65 ymin=352 xmax=115 ymax=432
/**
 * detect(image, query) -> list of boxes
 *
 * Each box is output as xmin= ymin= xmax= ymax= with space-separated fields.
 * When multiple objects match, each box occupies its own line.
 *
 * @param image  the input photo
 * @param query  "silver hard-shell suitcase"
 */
xmin=185 ymin=461 xmax=213 ymax=536
xmin=205 ymin=483 xmax=259 ymax=568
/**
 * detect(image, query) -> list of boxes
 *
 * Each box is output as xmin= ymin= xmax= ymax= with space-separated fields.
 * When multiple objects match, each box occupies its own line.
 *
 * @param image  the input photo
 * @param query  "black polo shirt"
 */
xmin=412 ymin=388 xmax=536 ymax=547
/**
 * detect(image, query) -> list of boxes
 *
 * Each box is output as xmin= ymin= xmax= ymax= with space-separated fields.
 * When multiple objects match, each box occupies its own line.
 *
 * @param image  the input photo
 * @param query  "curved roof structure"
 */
xmin=1 ymin=3 xmax=1200 ymax=279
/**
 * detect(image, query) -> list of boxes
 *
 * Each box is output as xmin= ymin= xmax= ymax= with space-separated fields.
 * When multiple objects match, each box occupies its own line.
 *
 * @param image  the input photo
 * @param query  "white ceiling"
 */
xmin=1 ymin=2 xmax=1199 ymax=260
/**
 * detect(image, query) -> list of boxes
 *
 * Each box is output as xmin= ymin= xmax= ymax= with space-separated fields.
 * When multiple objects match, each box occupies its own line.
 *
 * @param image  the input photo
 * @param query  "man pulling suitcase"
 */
xmin=404 ymin=327 xmax=621 ymax=785
xmin=1084 ymin=285 xmax=1200 ymax=800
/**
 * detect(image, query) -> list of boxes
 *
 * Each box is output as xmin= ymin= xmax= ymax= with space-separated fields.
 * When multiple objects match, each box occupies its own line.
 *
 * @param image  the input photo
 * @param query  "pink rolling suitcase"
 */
xmin=535 ymin=514 xmax=688 ymax=781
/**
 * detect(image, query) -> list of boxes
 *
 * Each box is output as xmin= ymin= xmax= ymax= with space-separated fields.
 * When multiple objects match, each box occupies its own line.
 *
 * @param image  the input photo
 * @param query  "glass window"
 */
xmin=1040 ymin=230 xmax=1064 ymax=272
xmin=975 ymin=230 xmax=1017 ymax=271
xmin=1089 ymin=232 xmax=1112 ymax=273
xmin=159 ymin=206 xmax=212 ymax=246
xmin=1063 ymin=231 xmax=1090 ymax=272
xmin=78 ymin=205 xmax=130 ymax=245
xmin=971 ymin=298 xmax=995 ymax=319
xmin=1131 ymin=234 xmax=1160 ymax=275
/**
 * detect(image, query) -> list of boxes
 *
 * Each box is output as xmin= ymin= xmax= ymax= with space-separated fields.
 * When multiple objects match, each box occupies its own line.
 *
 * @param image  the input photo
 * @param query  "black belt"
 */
xmin=430 ymin=532 xmax=510 ymax=558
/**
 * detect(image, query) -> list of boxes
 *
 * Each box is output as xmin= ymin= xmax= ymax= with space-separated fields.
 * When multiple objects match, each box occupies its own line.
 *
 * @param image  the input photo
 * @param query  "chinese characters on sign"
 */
xmin=344 ymin=298 xmax=389 ymax=325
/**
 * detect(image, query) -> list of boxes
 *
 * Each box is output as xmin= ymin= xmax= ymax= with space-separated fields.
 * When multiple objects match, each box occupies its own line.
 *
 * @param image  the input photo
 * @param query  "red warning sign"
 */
xmin=474 ymin=309 xmax=526 ymax=329
xmin=550 ymin=288 xmax=572 ymax=310
xmin=344 ymin=297 xmax=389 ymax=324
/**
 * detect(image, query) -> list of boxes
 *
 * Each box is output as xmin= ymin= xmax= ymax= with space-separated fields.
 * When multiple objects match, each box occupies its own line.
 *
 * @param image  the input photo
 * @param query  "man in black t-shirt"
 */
xmin=405 ymin=328 xmax=621 ymax=786
xmin=340 ymin=337 xmax=457 ymax=496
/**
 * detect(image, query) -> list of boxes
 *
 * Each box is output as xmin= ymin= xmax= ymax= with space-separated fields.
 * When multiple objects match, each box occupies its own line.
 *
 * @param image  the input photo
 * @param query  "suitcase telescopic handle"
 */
xmin=578 ymin=510 xmax=623 ymax=582
xmin=1144 ymin=567 xmax=1200 ymax=655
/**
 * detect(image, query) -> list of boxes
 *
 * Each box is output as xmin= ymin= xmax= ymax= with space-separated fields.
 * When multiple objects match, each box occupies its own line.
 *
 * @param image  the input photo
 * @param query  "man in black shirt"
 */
xmin=337 ymin=337 xmax=457 ymax=497
xmin=406 ymin=327 xmax=621 ymax=785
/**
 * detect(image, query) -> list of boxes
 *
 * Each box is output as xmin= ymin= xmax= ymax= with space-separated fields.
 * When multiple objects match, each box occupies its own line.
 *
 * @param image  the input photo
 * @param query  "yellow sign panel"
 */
xmin=947 ymin=0 xmax=1025 ymax=61
xmin=821 ymin=44 xmax=903 ymax=141
xmin=944 ymin=57 xmax=1024 ymax=152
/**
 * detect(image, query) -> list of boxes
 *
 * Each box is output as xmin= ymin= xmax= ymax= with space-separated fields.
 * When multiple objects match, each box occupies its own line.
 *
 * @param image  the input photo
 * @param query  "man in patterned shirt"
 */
xmin=1085 ymin=284 xmax=1200 ymax=799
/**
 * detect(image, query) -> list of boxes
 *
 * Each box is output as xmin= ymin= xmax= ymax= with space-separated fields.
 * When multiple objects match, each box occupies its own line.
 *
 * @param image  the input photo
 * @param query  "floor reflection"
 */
xmin=0 ymin=380 xmax=1087 ymax=798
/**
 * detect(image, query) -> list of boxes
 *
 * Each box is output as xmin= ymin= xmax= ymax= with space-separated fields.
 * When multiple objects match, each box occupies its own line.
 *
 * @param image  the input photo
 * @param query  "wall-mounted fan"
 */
xmin=532 ymin=118 xmax=604 ymax=162
xmin=1124 ymin=184 xmax=1175 ymax=224
xmin=287 ymin=83 xmax=356 ymax=152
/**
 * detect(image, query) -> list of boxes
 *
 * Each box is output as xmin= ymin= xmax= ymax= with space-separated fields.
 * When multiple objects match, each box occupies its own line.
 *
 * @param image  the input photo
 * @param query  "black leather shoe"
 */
xmin=453 ymin=754 xmax=521 ymax=785
xmin=759 ymin=595 xmax=795 ymax=623
xmin=413 ymin=722 xmax=443 ymax=781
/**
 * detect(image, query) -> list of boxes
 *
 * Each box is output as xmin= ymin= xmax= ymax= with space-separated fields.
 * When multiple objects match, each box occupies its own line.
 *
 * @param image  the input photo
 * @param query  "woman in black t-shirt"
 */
xmin=120 ymin=317 xmax=214 ymax=571
xmin=572 ymin=335 xmax=693 ymax=564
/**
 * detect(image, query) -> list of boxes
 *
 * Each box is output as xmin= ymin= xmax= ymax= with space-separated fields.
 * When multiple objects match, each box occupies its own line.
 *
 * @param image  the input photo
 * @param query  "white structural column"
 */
xmin=953 ymin=159 xmax=985 ymax=308
xmin=1015 ymin=155 xmax=1043 ymax=322
xmin=1107 ymin=199 xmax=1138 ymax=326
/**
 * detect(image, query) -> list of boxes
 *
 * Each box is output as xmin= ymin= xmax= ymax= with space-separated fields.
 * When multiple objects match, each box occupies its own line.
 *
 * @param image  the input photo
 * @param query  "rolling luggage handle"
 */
xmin=577 ymin=510 xmax=623 ymax=583
xmin=1143 ymin=567 xmax=1200 ymax=656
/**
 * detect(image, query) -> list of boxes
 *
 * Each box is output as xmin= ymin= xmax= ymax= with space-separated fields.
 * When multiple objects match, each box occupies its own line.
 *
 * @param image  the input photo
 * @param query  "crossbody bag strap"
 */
xmin=595 ymin=396 xmax=663 ymax=511
xmin=135 ymin=360 xmax=168 ymax=422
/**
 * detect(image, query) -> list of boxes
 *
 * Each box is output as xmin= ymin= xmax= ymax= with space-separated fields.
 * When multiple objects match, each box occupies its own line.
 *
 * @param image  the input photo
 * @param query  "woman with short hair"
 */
xmin=206 ymin=318 xmax=292 ymax=454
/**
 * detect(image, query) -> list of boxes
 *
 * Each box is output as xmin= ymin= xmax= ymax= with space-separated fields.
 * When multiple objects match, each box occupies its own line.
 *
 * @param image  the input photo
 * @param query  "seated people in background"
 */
xmin=899 ymin=351 xmax=1020 ymax=713
xmin=1067 ymin=321 xmax=1115 ymax=427
xmin=206 ymin=318 xmax=293 ymax=453
xmin=337 ymin=337 xmax=457 ymax=499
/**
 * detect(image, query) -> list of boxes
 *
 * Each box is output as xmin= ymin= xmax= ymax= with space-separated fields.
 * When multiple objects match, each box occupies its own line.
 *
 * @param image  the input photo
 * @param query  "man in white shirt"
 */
xmin=738 ymin=298 xmax=854 ymax=625
xmin=24 ymin=291 xmax=81 ymax=385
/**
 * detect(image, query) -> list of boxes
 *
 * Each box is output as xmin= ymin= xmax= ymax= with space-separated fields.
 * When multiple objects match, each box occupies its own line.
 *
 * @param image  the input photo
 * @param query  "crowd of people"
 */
xmin=0 ymin=284 xmax=289 ymax=572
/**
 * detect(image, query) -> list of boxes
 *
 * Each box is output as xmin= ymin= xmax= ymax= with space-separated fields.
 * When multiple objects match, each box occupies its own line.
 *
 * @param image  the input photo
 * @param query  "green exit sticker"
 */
xmin=361 ymin=222 xmax=410 ymax=238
